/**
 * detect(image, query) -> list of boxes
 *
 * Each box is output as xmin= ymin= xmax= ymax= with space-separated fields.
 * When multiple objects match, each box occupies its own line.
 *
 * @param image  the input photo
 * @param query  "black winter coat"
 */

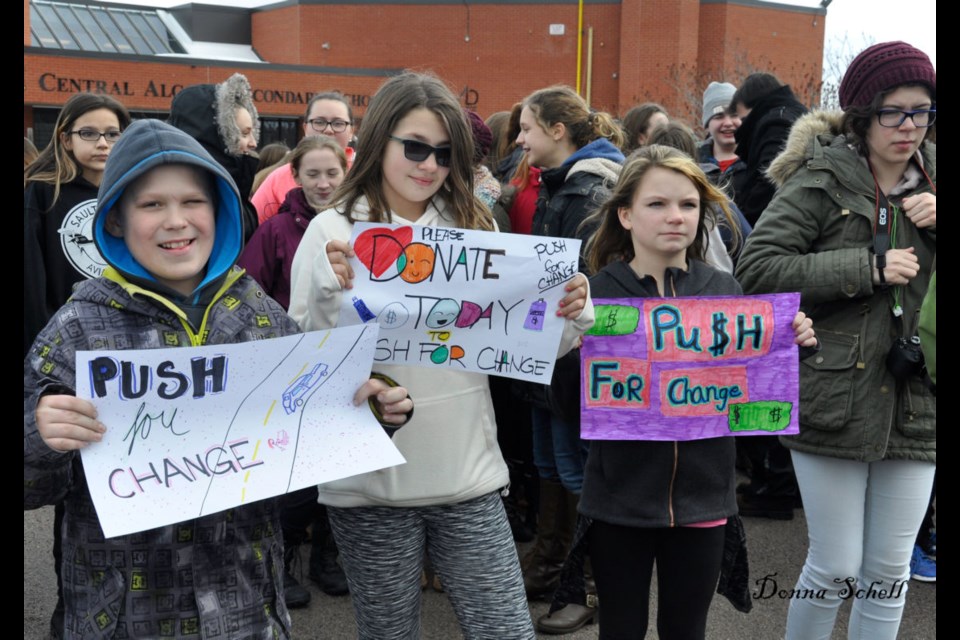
xmin=733 ymin=85 xmax=807 ymax=225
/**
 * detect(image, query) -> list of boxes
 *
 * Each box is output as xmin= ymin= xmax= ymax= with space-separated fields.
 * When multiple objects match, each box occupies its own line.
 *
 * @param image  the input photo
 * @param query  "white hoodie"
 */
xmin=289 ymin=196 xmax=594 ymax=507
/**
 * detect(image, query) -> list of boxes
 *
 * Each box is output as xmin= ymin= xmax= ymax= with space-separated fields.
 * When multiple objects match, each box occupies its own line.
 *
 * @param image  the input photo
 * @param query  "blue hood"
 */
xmin=563 ymin=138 xmax=625 ymax=167
xmin=94 ymin=119 xmax=243 ymax=297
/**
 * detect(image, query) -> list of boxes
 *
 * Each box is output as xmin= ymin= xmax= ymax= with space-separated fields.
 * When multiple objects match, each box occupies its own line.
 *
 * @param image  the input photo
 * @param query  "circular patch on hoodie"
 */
xmin=58 ymin=198 xmax=108 ymax=278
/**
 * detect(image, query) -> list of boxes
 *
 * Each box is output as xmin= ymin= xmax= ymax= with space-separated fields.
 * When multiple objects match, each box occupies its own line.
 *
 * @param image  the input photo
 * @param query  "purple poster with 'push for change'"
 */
xmin=581 ymin=293 xmax=800 ymax=442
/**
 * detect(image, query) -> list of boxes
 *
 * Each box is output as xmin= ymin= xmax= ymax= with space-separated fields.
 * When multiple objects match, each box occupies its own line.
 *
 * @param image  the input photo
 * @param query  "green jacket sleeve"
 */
xmin=735 ymin=177 xmax=875 ymax=305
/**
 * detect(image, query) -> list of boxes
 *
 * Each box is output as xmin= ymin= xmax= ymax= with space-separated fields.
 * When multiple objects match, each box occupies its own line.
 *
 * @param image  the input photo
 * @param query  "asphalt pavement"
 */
xmin=24 ymin=506 xmax=935 ymax=639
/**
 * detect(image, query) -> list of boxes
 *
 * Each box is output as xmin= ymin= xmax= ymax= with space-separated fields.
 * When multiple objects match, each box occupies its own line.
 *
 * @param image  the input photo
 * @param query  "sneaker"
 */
xmin=910 ymin=545 xmax=936 ymax=583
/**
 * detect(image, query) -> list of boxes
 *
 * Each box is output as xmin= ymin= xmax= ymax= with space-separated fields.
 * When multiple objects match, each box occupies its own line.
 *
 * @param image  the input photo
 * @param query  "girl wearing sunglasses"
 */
xmin=288 ymin=72 xmax=592 ymax=639
xmin=737 ymin=41 xmax=936 ymax=639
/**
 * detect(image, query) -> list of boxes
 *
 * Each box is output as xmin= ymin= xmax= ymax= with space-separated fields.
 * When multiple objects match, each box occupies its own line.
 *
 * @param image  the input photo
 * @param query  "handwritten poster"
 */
xmin=338 ymin=222 xmax=582 ymax=382
xmin=77 ymin=325 xmax=405 ymax=538
xmin=581 ymin=294 xmax=800 ymax=441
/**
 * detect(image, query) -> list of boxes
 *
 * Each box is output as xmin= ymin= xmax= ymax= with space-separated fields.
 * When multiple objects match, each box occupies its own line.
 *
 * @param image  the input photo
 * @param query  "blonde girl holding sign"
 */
xmin=578 ymin=145 xmax=815 ymax=639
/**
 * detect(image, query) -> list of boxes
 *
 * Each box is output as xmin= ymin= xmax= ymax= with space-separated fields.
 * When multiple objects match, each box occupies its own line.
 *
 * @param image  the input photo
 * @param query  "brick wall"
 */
xmin=25 ymin=1 xmax=824 ymax=132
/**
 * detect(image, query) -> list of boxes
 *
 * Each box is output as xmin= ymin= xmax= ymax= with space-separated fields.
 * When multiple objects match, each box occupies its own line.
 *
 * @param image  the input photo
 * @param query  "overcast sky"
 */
xmin=97 ymin=0 xmax=937 ymax=70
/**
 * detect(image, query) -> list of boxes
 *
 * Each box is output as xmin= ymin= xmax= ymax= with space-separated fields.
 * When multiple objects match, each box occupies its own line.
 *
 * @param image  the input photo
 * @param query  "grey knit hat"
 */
xmin=702 ymin=82 xmax=737 ymax=127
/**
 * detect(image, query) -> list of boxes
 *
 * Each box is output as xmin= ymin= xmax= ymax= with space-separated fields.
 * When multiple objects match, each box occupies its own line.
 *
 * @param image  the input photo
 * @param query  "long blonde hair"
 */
xmin=583 ymin=145 xmax=733 ymax=273
xmin=522 ymin=86 xmax=624 ymax=150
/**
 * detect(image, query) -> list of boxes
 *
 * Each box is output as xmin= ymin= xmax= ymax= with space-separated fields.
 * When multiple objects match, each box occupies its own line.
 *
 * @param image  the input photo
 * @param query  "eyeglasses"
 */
xmin=389 ymin=136 xmax=452 ymax=167
xmin=876 ymin=109 xmax=936 ymax=128
xmin=308 ymin=118 xmax=352 ymax=133
xmin=69 ymin=128 xmax=122 ymax=143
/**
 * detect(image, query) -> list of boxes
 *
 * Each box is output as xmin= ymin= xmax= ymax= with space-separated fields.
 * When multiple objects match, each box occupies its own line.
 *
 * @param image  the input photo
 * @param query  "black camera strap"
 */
xmin=871 ymin=182 xmax=893 ymax=288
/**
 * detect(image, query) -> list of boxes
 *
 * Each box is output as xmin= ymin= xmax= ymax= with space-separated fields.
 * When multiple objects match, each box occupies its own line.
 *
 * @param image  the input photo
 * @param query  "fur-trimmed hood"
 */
xmin=765 ymin=110 xmax=843 ymax=188
xmin=168 ymin=73 xmax=260 ymax=158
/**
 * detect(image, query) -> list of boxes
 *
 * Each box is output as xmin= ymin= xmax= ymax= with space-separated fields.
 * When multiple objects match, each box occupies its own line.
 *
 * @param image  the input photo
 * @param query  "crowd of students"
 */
xmin=25 ymin=40 xmax=934 ymax=640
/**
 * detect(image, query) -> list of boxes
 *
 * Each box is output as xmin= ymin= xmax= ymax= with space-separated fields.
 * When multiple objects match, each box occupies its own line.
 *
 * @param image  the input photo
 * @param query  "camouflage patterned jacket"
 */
xmin=24 ymin=268 xmax=299 ymax=639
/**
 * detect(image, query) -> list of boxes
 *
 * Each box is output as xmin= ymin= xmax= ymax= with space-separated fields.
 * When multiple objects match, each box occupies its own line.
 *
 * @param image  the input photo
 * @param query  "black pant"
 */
xmin=588 ymin=521 xmax=725 ymax=640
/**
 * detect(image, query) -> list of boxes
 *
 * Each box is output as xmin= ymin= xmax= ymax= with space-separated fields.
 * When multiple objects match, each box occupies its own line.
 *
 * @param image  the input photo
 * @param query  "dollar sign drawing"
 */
xmin=708 ymin=312 xmax=730 ymax=357
xmin=385 ymin=310 xmax=397 ymax=324
xmin=605 ymin=309 xmax=618 ymax=331
xmin=732 ymin=405 xmax=741 ymax=425
xmin=768 ymin=407 xmax=782 ymax=423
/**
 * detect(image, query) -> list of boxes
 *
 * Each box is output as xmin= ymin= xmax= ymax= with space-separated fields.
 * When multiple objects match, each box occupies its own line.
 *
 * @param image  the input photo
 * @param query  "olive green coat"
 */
xmin=736 ymin=111 xmax=935 ymax=463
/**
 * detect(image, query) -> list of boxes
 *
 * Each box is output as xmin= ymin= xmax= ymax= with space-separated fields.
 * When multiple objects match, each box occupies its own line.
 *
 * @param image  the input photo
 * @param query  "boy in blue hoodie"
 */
xmin=24 ymin=119 xmax=411 ymax=639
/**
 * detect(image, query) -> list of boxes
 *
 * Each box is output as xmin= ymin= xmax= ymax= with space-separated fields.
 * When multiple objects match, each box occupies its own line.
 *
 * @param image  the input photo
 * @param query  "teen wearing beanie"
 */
xmin=737 ymin=41 xmax=936 ymax=640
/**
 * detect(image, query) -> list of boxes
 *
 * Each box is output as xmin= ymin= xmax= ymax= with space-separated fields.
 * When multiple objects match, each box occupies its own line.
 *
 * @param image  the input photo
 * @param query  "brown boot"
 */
xmin=523 ymin=480 xmax=578 ymax=599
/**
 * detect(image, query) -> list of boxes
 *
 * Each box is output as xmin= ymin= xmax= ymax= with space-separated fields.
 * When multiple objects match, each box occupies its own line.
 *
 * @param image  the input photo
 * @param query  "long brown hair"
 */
xmin=25 ymin=93 xmax=131 ymax=202
xmin=621 ymin=102 xmax=667 ymax=154
xmin=522 ymin=86 xmax=624 ymax=150
xmin=330 ymin=72 xmax=492 ymax=230
xmin=584 ymin=145 xmax=731 ymax=273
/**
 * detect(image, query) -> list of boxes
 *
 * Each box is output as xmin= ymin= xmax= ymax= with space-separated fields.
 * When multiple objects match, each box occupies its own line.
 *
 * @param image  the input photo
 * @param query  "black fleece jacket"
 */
xmin=578 ymin=260 xmax=741 ymax=528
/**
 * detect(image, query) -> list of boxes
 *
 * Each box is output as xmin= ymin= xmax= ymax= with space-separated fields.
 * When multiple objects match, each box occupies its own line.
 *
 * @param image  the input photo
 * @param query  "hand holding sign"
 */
xmin=77 ymin=325 xmax=406 ymax=538
xmin=326 ymin=239 xmax=356 ymax=289
xmin=557 ymin=274 xmax=590 ymax=319
xmin=35 ymin=395 xmax=105 ymax=452
xmin=338 ymin=222 xmax=584 ymax=382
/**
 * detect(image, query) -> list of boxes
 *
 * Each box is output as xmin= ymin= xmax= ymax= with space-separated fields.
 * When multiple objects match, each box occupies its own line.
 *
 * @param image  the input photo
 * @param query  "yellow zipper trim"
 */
xmin=102 ymin=267 xmax=244 ymax=346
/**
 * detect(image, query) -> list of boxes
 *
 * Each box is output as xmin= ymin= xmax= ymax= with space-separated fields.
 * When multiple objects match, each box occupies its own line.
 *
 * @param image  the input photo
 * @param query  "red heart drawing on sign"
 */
xmin=354 ymin=226 xmax=413 ymax=278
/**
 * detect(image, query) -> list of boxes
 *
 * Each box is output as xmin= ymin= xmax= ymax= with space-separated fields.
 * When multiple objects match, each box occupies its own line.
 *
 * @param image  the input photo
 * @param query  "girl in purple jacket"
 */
xmin=238 ymin=135 xmax=347 ymax=310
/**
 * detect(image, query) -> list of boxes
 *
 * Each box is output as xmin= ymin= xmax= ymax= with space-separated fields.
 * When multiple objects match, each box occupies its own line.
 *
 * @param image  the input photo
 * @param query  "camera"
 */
xmin=886 ymin=336 xmax=925 ymax=381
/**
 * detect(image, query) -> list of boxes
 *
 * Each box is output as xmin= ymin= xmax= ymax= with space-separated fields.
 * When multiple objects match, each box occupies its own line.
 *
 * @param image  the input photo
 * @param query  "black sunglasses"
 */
xmin=389 ymin=136 xmax=452 ymax=167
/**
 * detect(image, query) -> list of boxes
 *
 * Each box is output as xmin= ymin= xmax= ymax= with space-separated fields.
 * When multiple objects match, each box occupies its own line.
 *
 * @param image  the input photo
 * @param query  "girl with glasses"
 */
xmin=24 ymin=92 xmax=131 ymax=357
xmin=288 ymin=72 xmax=593 ymax=639
xmin=737 ymin=41 xmax=936 ymax=640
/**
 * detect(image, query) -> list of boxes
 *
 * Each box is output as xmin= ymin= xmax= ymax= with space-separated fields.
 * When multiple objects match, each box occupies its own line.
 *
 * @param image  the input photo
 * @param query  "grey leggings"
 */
xmin=327 ymin=491 xmax=535 ymax=640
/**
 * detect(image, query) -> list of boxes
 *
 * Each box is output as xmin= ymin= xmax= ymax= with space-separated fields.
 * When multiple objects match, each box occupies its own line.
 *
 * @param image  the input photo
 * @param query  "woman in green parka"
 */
xmin=736 ymin=41 xmax=935 ymax=640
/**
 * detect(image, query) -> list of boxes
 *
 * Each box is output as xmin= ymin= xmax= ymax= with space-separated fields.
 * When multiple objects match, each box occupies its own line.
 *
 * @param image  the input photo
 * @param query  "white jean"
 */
xmin=785 ymin=450 xmax=935 ymax=640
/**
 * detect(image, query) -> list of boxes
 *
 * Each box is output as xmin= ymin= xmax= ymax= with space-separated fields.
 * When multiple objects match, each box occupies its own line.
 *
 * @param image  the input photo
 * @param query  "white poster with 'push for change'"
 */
xmin=338 ymin=222 xmax=582 ymax=383
xmin=77 ymin=325 xmax=405 ymax=538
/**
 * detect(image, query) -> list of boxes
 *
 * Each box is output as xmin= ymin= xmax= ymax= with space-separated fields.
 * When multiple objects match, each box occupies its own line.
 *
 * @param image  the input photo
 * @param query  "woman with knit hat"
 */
xmin=736 ymin=41 xmax=936 ymax=639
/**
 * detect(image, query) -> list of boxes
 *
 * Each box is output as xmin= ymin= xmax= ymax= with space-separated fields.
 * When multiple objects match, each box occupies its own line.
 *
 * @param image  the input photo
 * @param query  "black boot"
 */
xmin=283 ymin=544 xmax=312 ymax=609
xmin=309 ymin=507 xmax=349 ymax=596
xmin=523 ymin=480 xmax=578 ymax=599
